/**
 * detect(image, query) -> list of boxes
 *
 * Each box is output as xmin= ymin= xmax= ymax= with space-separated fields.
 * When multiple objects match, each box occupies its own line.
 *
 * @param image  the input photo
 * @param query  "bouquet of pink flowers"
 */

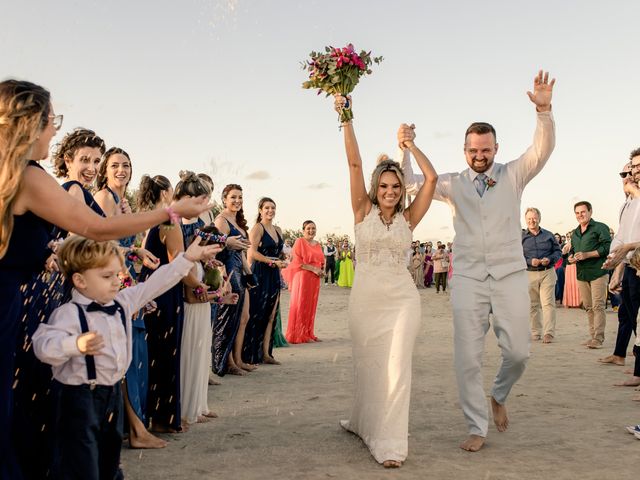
xmin=301 ymin=44 xmax=383 ymax=124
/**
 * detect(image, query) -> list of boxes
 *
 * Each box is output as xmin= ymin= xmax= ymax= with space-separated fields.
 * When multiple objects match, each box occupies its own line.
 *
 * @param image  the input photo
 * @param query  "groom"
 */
xmin=399 ymin=70 xmax=556 ymax=452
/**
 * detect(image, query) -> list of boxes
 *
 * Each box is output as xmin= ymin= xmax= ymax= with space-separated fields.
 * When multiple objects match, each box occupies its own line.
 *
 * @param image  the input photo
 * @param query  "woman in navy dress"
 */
xmin=137 ymin=174 xmax=209 ymax=433
xmin=213 ymin=184 xmax=253 ymax=375
xmin=13 ymin=128 xmax=109 ymax=478
xmin=245 ymin=197 xmax=286 ymax=364
xmin=95 ymin=147 xmax=169 ymax=449
xmin=0 ymin=79 xmax=212 ymax=477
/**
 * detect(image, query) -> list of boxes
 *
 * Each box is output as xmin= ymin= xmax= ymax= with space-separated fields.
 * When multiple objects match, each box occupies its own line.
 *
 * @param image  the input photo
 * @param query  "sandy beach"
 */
xmin=121 ymin=284 xmax=637 ymax=480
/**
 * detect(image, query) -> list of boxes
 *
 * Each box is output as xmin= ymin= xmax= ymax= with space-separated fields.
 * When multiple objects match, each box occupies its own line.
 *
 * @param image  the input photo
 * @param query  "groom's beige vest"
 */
xmin=450 ymin=163 xmax=526 ymax=281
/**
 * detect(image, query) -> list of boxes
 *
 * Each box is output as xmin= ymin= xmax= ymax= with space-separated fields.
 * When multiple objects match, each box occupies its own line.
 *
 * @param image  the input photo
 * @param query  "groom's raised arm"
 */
xmin=508 ymin=70 xmax=557 ymax=193
xmin=396 ymin=145 xmax=451 ymax=202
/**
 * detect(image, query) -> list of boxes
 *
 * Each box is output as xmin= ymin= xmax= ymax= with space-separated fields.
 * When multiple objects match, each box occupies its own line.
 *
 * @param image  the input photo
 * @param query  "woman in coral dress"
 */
xmin=283 ymin=222 xmax=325 ymax=343
xmin=562 ymin=234 xmax=581 ymax=307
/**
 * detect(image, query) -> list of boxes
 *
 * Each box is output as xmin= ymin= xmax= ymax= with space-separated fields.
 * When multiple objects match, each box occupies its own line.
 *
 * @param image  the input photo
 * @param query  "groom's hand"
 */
xmin=526 ymin=70 xmax=555 ymax=112
xmin=397 ymin=123 xmax=416 ymax=149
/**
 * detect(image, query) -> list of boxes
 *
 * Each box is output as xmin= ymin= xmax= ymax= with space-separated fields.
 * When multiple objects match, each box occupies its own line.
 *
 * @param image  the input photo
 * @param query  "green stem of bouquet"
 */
xmin=336 ymin=84 xmax=353 ymax=124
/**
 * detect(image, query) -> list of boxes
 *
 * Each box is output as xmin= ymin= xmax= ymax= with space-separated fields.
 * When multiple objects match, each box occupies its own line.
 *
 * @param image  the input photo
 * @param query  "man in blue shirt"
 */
xmin=522 ymin=207 xmax=562 ymax=343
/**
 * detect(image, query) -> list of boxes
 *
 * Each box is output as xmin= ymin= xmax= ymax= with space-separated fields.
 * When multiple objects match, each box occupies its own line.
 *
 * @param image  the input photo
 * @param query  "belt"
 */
xmin=54 ymin=380 xmax=119 ymax=392
xmin=527 ymin=265 xmax=553 ymax=272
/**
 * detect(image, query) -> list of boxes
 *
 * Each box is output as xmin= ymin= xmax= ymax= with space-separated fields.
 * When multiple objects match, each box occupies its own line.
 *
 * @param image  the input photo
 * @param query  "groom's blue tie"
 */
xmin=474 ymin=173 xmax=487 ymax=198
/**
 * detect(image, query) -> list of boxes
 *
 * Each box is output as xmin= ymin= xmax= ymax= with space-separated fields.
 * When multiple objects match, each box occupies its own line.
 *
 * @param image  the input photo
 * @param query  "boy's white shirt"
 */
xmin=32 ymin=253 xmax=194 ymax=386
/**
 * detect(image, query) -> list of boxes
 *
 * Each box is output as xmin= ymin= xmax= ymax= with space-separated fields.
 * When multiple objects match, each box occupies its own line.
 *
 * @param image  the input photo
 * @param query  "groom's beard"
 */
xmin=469 ymin=157 xmax=494 ymax=173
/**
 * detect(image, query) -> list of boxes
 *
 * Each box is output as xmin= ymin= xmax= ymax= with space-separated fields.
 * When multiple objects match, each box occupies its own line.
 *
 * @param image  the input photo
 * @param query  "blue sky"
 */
xmin=3 ymin=0 xmax=639 ymax=240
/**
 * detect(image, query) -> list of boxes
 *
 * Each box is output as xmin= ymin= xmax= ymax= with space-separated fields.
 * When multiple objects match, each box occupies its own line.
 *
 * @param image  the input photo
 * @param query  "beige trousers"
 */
xmin=577 ymin=274 xmax=608 ymax=343
xmin=527 ymin=268 xmax=557 ymax=337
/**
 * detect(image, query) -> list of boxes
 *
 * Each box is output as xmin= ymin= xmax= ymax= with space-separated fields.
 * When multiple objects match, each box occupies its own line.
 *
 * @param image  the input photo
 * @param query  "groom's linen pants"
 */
xmin=450 ymin=270 xmax=530 ymax=437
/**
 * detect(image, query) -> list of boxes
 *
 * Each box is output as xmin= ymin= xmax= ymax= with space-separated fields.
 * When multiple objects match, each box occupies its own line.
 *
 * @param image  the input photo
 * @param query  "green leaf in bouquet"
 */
xmin=204 ymin=268 xmax=223 ymax=291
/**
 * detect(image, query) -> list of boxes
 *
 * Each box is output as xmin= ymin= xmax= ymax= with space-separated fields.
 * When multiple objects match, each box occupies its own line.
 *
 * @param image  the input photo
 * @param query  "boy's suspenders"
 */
xmin=72 ymin=302 xmax=126 ymax=389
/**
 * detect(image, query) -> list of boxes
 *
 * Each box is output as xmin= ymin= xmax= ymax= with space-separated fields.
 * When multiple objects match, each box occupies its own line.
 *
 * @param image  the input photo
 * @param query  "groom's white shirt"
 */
xmin=399 ymin=111 xmax=556 ymax=280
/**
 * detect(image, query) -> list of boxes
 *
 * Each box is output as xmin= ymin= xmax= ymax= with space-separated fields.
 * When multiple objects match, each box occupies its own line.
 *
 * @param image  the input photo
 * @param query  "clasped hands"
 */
xmin=530 ymin=258 xmax=550 ymax=267
xmin=397 ymin=123 xmax=416 ymax=150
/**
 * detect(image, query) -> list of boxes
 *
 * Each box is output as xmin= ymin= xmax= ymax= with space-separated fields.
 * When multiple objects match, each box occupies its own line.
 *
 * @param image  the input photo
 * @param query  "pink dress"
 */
xmin=563 ymin=263 xmax=581 ymax=307
xmin=283 ymin=239 xmax=324 ymax=343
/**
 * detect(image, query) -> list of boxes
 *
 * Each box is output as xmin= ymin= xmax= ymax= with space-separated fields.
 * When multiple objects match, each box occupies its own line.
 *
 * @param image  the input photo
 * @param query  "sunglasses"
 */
xmin=620 ymin=171 xmax=632 ymax=178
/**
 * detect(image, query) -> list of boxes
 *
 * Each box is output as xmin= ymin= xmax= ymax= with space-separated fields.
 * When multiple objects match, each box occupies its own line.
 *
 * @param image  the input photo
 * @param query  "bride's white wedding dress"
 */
xmin=340 ymin=205 xmax=421 ymax=463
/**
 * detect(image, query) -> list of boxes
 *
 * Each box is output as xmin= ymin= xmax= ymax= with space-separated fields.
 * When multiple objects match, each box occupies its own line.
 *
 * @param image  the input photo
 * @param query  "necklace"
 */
xmin=378 ymin=210 xmax=394 ymax=231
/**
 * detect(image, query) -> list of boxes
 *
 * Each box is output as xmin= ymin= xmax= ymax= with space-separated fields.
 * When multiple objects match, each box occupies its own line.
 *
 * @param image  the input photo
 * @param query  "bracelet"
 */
xmin=165 ymin=206 xmax=180 ymax=225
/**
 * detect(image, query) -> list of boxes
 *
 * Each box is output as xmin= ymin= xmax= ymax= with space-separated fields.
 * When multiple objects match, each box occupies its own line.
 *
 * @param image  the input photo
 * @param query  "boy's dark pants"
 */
xmin=52 ymin=380 xmax=124 ymax=480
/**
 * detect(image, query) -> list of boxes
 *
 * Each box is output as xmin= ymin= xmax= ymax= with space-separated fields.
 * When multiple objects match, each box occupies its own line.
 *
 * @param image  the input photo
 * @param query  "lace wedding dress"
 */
xmin=340 ymin=206 xmax=421 ymax=463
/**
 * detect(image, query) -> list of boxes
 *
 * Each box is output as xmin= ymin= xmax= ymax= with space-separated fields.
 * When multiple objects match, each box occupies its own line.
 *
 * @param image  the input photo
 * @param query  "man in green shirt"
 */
xmin=569 ymin=201 xmax=612 ymax=348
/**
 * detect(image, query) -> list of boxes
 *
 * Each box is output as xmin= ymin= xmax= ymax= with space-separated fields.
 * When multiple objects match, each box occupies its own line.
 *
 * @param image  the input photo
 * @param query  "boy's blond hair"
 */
xmin=57 ymin=235 xmax=124 ymax=279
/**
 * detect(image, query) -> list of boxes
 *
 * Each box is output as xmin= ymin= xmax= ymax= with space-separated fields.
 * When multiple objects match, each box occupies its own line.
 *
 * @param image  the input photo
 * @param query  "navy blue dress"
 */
xmin=12 ymin=179 xmax=106 ymax=479
xmin=98 ymin=186 xmax=151 ymax=428
xmin=141 ymin=225 xmax=184 ymax=430
xmin=244 ymin=226 xmax=283 ymax=364
xmin=212 ymin=220 xmax=247 ymax=375
xmin=0 ymin=161 xmax=53 ymax=478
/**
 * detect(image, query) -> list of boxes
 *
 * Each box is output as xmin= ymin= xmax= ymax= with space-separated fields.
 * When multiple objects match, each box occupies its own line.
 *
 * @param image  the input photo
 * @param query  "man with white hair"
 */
xmin=522 ymin=207 xmax=561 ymax=343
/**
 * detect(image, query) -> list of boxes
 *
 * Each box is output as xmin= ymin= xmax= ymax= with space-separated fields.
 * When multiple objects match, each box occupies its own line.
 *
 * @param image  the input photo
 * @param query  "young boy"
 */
xmin=32 ymin=235 xmax=220 ymax=480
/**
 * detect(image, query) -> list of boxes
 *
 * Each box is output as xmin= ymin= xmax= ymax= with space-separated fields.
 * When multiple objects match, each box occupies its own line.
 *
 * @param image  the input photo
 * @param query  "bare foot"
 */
xmin=208 ymin=373 xmax=221 ymax=385
xmin=580 ymin=338 xmax=592 ymax=346
xmin=531 ymin=334 xmax=541 ymax=341
xmin=239 ymin=362 xmax=257 ymax=372
xmin=228 ymin=366 xmax=247 ymax=376
xmin=153 ymin=424 xmax=188 ymax=434
xmin=491 ymin=397 xmax=509 ymax=432
xmin=614 ymin=376 xmax=640 ymax=387
xmin=543 ymin=334 xmax=553 ymax=344
xmin=632 ymin=395 xmax=640 ymax=402
xmin=263 ymin=356 xmax=281 ymax=365
xmin=459 ymin=434 xmax=485 ymax=452
xmin=382 ymin=460 xmax=402 ymax=468
xmin=202 ymin=411 xmax=218 ymax=418
xmin=129 ymin=430 xmax=168 ymax=449
xmin=196 ymin=416 xmax=211 ymax=424
xmin=598 ymin=355 xmax=625 ymax=366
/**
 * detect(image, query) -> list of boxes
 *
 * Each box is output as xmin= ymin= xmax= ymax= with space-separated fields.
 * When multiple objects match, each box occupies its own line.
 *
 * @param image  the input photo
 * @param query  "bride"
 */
xmin=334 ymin=95 xmax=437 ymax=468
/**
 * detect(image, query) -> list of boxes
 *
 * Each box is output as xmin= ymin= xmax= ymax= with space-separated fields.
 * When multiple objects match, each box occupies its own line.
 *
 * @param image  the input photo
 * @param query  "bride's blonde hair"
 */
xmin=368 ymin=153 xmax=406 ymax=213
xmin=0 ymin=80 xmax=51 ymax=259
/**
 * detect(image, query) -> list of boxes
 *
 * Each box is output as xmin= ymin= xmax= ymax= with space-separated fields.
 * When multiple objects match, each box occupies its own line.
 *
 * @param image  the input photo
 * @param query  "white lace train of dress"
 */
xmin=340 ymin=206 xmax=421 ymax=463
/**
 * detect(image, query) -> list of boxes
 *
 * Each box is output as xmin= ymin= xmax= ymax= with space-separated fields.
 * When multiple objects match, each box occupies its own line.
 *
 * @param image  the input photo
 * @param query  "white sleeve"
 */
xmin=117 ymin=253 xmax=195 ymax=316
xmin=396 ymin=147 xmax=423 ymax=196
xmin=505 ymin=111 xmax=556 ymax=194
xmin=32 ymin=304 xmax=83 ymax=367
xmin=433 ymin=173 xmax=452 ymax=202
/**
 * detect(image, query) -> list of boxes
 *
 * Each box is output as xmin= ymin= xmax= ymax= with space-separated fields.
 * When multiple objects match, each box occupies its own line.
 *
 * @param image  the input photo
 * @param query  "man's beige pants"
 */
xmin=577 ymin=274 xmax=608 ymax=343
xmin=528 ymin=268 xmax=557 ymax=337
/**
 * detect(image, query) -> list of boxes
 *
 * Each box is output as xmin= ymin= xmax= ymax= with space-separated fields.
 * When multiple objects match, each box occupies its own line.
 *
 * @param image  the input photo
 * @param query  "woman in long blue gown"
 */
xmin=12 ymin=128 xmax=107 ymax=478
xmin=244 ymin=197 xmax=285 ymax=364
xmin=213 ymin=184 xmax=252 ymax=375
xmin=138 ymin=173 xmax=210 ymax=432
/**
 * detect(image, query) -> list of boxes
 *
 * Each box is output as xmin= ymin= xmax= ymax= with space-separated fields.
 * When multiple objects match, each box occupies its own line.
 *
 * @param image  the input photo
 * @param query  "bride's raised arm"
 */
xmin=335 ymin=95 xmax=371 ymax=224
xmin=397 ymin=124 xmax=438 ymax=229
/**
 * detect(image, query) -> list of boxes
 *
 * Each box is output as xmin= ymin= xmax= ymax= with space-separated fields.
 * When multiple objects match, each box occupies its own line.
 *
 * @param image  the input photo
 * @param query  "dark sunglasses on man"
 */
xmin=619 ymin=171 xmax=632 ymax=178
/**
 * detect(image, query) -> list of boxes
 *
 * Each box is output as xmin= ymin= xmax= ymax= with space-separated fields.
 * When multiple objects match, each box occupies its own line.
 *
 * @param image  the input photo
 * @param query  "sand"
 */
xmin=121 ymin=285 xmax=638 ymax=480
